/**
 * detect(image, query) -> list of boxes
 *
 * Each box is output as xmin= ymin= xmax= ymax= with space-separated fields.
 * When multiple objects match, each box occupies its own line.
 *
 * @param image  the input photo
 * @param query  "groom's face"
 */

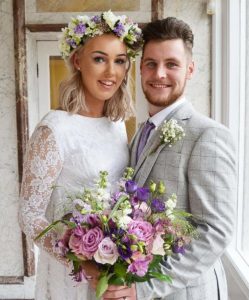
xmin=140 ymin=39 xmax=194 ymax=114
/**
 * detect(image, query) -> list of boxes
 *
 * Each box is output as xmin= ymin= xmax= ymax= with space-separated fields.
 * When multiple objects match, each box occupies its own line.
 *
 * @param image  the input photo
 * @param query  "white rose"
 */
xmin=94 ymin=237 xmax=118 ymax=265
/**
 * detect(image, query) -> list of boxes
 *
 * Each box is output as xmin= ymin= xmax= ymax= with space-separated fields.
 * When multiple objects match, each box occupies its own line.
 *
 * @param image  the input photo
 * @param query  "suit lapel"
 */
xmin=133 ymin=101 xmax=194 ymax=186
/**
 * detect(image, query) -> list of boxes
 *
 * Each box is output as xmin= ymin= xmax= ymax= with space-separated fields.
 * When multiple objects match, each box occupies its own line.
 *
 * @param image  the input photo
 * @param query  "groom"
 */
xmin=131 ymin=17 xmax=236 ymax=300
xmin=103 ymin=17 xmax=236 ymax=300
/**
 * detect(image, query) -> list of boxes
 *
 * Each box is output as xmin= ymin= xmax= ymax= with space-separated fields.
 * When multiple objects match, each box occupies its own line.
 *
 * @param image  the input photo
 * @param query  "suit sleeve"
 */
xmin=136 ymin=126 xmax=237 ymax=299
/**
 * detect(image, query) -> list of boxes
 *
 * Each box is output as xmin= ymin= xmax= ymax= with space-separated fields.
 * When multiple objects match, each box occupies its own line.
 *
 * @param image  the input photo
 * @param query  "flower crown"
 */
xmin=59 ymin=10 xmax=143 ymax=60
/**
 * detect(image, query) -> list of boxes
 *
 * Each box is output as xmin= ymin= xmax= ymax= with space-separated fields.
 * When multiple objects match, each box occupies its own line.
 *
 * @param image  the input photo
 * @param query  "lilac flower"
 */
xmin=136 ymin=187 xmax=150 ymax=202
xmin=132 ymin=208 xmax=145 ymax=220
xmin=70 ymin=266 xmax=87 ymax=283
xmin=85 ymin=214 xmax=101 ymax=227
xmin=113 ymin=22 xmax=125 ymax=37
xmin=130 ymin=195 xmax=140 ymax=207
xmin=127 ymin=255 xmax=152 ymax=277
xmin=54 ymin=229 xmax=71 ymax=256
xmin=173 ymin=238 xmax=185 ymax=254
xmin=118 ymin=244 xmax=133 ymax=259
xmin=70 ymin=210 xmax=84 ymax=224
xmin=151 ymin=198 xmax=165 ymax=213
xmin=74 ymin=23 xmax=86 ymax=34
xmin=125 ymin=180 xmax=138 ymax=194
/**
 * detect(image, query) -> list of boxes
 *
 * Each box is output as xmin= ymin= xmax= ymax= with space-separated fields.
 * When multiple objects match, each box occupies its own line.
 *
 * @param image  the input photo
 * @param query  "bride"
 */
xmin=19 ymin=11 xmax=142 ymax=300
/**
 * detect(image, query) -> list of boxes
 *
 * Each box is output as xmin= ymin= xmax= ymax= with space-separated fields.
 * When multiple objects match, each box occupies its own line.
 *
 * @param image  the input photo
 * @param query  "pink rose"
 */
xmin=81 ymin=227 xmax=104 ymax=259
xmin=69 ymin=226 xmax=103 ymax=259
xmin=93 ymin=237 xmax=119 ymax=265
xmin=69 ymin=226 xmax=86 ymax=256
xmin=128 ymin=220 xmax=154 ymax=244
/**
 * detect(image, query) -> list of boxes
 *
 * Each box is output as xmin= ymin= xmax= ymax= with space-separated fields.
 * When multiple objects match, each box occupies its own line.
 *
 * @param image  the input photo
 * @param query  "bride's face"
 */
xmin=73 ymin=34 xmax=128 ymax=107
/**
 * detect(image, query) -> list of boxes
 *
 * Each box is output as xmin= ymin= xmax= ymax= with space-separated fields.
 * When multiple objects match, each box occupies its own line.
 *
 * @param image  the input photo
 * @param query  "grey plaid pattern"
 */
xmin=130 ymin=102 xmax=236 ymax=300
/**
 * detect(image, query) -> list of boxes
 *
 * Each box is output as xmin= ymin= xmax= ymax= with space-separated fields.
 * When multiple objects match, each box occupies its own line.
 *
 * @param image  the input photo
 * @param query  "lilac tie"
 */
xmin=136 ymin=120 xmax=155 ymax=163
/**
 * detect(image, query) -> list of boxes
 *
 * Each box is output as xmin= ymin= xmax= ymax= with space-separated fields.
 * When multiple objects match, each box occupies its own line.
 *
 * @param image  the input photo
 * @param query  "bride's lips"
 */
xmin=98 ymin=80 xmax=116 ymax=89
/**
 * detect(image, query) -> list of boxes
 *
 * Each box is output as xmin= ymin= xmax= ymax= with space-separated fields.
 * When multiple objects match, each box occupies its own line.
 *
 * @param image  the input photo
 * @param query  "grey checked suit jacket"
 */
xmin=130 ymin=102 xmax=236 ymax=300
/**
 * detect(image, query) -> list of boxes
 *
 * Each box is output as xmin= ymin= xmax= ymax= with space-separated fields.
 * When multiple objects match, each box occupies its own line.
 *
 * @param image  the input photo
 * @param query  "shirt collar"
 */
xmin=149 ymin=96 xmax=186 ymax=128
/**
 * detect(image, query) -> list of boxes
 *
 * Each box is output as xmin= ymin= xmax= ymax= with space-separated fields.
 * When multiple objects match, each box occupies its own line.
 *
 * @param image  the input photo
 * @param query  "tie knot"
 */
xmin=145 ymin=120 xmax=155 ymax=129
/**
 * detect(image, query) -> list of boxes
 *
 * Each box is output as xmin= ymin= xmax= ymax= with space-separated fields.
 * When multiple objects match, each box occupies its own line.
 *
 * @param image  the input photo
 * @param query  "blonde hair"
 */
xmin=58 ymin=44 xmax=134 ymax=121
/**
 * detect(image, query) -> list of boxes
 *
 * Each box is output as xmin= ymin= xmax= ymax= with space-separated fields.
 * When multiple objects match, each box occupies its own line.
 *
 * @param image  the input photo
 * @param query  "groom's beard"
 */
xmin=143 ymin=81 xmax=186 ymax=108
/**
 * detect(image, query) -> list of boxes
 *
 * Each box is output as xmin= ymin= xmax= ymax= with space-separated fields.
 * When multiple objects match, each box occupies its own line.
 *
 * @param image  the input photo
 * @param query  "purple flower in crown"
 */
xmin=74 ymin=23 xmax=86 ymax=34
xmin=66 ymin=38 xmax=77 ymax=48
xmin=125 ymin=180 xmax=138 ymax=194
xmin=136 ymin=187 xmax=150 ymax=202
xmin=91 ymin=15 xmax=101 ymax=23
xmin=113 ymin=21 xmax=125 ymax=37
xmin=151 ymin=198 xmax=166 ymax=213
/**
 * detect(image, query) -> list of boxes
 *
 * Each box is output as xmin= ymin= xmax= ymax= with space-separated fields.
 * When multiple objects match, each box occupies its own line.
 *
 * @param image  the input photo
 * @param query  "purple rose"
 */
xmin=151 ymin=198 xmax=165 ymax=213
xmin=128 ymin=220 xmax=154 ymax=244
xmin=125 ymin=180 xmax=138 ymax=194
xmin=136 ymin=187 xmax=150 ymax=202
xmin=80 ymin=227 xmax=104 ymax=259
xmin=127 ymin=255 xmax=152 ymax=277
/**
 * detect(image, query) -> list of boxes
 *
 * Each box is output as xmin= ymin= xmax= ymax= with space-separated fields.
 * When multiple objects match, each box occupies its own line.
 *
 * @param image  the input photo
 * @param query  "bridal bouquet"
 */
xmin=36 ymin=168 xmax=197 ymax=299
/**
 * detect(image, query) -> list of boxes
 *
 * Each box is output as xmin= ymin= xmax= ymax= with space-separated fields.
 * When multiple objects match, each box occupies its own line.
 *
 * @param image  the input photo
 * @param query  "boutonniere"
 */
xmin=150 ymin=119 xmax=185 ymax=154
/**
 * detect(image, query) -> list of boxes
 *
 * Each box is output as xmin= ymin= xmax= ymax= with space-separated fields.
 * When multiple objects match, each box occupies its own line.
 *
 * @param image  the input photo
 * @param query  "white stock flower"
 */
xmin=118 ymin=215 xmax=132 ymax=229
xmin=151 ymin=234 xmax=166 ymax=256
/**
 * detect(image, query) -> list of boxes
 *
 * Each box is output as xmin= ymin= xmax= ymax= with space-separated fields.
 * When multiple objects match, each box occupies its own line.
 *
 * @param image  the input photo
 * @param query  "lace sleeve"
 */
xmin=19 ymin=125 xmax=68 ymax=266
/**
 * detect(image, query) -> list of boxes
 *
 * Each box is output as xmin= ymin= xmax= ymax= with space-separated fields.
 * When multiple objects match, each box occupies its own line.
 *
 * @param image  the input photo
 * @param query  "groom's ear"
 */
xmin=186 ymin=60 xmax=195 ymax=80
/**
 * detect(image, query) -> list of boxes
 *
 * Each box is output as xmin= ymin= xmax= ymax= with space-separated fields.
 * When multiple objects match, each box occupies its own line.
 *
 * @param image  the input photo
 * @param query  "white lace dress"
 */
xmin=19 ymin=110 xmax=129 ymax=300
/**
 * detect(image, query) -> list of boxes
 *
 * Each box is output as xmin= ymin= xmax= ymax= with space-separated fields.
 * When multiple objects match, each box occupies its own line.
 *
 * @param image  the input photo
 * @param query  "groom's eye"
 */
xmin=146 ymin=61 xmax=157 ymax=69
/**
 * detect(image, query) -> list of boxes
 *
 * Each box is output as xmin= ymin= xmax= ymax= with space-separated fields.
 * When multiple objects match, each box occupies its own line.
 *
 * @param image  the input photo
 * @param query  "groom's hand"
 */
xmin=103 ymin=283 xmax=137 ymax=300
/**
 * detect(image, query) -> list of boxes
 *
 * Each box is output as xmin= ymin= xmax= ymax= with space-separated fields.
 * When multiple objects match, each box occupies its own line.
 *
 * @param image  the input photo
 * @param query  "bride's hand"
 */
xmin=82 ymin=261 xmax=100 ymax=289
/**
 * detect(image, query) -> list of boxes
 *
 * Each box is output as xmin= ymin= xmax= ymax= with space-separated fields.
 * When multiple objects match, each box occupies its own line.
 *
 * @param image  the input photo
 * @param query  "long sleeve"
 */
xmin=19 ymin=125 xmax=68 ymax=266
xmin=136 ymin=126 xmax=237 ymax=299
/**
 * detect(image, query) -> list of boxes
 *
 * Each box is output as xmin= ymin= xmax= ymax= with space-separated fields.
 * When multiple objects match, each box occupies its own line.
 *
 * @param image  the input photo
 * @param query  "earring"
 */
xmin=77 ymin=67 xmax=81 ymax=71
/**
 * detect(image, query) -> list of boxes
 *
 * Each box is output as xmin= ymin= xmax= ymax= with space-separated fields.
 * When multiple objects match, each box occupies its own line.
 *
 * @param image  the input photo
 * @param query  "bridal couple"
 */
xmin=19 ymin=11 xmax=236 ymax=300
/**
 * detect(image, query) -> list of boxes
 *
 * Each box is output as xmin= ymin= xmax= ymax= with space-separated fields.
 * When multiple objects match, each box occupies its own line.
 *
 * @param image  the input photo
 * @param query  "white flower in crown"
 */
xmin=160 ymin=119 xmax=185 ymax=147
xmin=102 ymin=10 xmax=118 ymax=29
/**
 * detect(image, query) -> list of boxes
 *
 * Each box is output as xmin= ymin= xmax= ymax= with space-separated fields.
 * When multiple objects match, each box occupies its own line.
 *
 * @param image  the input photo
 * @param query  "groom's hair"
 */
xmin=142 ymin=17 xmax=194 ymax=56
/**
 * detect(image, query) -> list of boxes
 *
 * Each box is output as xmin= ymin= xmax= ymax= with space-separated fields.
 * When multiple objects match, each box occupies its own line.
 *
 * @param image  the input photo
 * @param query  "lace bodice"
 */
xmin=19 ymin=110 xmax=129 ymax=267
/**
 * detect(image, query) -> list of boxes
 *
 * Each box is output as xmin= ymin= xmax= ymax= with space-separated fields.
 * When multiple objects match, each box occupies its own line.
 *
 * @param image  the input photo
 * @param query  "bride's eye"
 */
xmin=115 ymin=58 xmax=126 ymax=65
xmin=93 ymin=56 xmax=105 ymax=63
